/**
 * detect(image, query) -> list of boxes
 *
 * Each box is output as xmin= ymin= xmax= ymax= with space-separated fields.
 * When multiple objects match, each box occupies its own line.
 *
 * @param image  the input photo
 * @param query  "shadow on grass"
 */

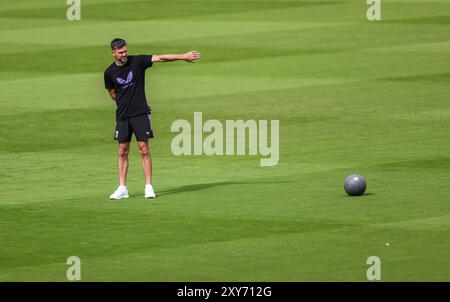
xmin=363 ymin=192 xmax=375 ymax=196
xmin=129 ymin=180 xmax=294 ymax=198
xmin=345 ymin=192 xmax=375 ymax=198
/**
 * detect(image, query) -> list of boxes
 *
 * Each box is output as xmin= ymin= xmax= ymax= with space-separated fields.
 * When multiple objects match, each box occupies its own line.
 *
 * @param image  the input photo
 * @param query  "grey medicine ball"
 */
xmin=344 ymin=174 xmax=367 ymax=196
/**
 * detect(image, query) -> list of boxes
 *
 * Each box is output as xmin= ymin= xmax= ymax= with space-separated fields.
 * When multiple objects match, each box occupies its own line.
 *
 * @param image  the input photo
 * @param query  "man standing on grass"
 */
xmin=104 ymin=38 xmax=201 ymax=199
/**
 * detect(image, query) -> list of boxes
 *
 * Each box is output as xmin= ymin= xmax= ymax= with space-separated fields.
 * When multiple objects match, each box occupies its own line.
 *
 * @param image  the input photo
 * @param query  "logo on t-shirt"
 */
xmin=116 ymin=71 xmax=134 ymax=89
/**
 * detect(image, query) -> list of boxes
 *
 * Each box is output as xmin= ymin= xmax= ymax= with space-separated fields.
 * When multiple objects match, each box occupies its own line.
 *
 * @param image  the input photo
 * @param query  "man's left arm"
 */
xmin=151 ymin=51 xmax=201 ymax=63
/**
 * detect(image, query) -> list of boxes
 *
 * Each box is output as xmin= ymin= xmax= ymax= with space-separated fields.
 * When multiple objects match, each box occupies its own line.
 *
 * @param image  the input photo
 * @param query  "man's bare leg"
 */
xmin=118 ymin=142 xmax=130 ymax=186
xmin=109 ymin=142 xmax=130 ymax=199
xmin=138 ymin=140 xmax=156 ymax=198
xmin=137 ymin=140 xmax=152 ymax=184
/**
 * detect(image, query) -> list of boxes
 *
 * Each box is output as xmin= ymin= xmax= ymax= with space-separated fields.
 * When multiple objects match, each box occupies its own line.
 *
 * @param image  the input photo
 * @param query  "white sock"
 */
xmin=119 ymin=185 xmax=127 ymax=189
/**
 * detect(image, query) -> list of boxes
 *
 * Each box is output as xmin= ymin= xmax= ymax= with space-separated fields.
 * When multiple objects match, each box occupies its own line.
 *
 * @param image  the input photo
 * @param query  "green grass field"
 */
xmin=0 ymin=0 xmax=449 ymax=281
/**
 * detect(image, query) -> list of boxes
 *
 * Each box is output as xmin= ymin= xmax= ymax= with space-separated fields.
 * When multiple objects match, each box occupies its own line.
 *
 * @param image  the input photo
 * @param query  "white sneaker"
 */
xmin=109 ymin=185 xmax=129 ymax=200
xmin=145 ymin=184 xmax=156 ymax=198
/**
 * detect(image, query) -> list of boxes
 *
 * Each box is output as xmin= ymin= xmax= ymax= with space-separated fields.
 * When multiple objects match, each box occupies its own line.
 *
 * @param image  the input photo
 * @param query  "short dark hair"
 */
xmin=111 ymin=38 xmax=127 ymax=50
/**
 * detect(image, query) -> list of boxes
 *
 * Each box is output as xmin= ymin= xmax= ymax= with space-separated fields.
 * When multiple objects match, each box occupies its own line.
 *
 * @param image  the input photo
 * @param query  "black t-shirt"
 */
xmin=104 ymin=55 xmax=153 ymax=121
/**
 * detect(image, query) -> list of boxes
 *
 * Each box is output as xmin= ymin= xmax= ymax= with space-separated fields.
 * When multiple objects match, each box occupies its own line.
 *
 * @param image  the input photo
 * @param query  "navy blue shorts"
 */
xmin=114 ymin=113 xmax=154 ymax=143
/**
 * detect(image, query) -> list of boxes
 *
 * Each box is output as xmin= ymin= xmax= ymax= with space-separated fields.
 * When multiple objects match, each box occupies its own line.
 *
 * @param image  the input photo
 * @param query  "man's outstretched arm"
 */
xmin=151 ymin=51 xmax=201 ymax=63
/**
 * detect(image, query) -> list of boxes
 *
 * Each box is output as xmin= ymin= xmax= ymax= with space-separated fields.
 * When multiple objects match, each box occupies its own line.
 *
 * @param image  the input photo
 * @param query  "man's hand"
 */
xmin=183 ymin=51 xmax=201 ymax=63
xmin=108 ymin=88 xmax=116 ymax=101
xmin=148 ymin=105 xmax=152 ymax=114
